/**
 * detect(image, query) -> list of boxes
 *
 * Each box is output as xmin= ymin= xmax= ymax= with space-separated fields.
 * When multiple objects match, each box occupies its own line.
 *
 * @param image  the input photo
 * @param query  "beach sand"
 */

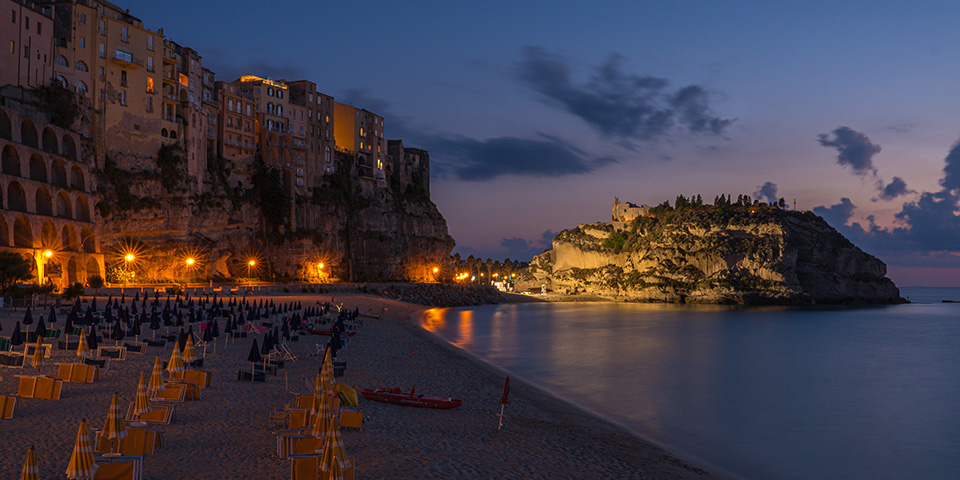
xmin=0 ymin=293 xmax=721 ymax=479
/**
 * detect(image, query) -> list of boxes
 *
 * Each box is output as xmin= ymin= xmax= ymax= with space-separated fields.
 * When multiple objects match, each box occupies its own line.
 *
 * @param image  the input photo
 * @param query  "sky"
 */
xmin=120 ymin=0 xmax=960 ymax=287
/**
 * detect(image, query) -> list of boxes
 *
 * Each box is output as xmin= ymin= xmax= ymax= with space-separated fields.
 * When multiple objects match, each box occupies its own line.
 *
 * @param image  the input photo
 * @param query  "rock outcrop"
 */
xmin=518 ymin=207 xmax=903 ymax=305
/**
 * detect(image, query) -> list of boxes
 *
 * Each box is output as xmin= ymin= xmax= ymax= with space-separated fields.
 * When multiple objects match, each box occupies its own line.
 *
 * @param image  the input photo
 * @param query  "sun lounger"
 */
xmin=237 ymin=370 xmax=266 ymax=382
xmin=294 ymin=394 xmax=314 ymax=409
xmin=125 ymin=402 xmax=174 ymax=425
xmin=144 ymin=338 xmax=166 ymax=347
xmin=151 ymin=382 xmax=187 ymax=403
xmin=83 ymin=357 xmax=110 ymax=370
xmin=16 ymin=375 xmax=63 ymax=399
xmin=339 ymin=410 xmax=364 ymax=430
xmin=24 ymin=342 xmax=52 ymax=359
xmin=0 ymin=338 xmax=9 ymax=351
xmin=276 ymin=430 xmax=323 ymax=458
xmin=287 ymin=408 xmax=312 ymax=429
xmin=96 ymin=427 xmax=163 ymax=455
xmin=173 ymin=369 xmax=211 ymax=388
xmin=44 ymin=328 xmax=62 ymax=338
xmin=56 ymin=363 xmax=99 ymax=383
xmin=0 ymin=394 xmax=18 ymax=419
xmin=98 ymin=346 xmax=127 ymax=360
xmin=57 ymin=338 xmax=80 ymax=349
xmin=0 ymin=352 xmax=25 ymax=367
xmin=289 ymin=454 xmax=355 ymax=480
xmin=167 ymin=381 xmax=201 ymax=400
xmin=93 ymin=454 xmax=143 ymax=480
xmin=123 ymin=342 xmax=146 ymax=353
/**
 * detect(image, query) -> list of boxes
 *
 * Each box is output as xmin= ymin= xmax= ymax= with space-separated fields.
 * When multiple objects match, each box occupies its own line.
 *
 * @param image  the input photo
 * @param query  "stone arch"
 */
xmin=8 ymin=181 xmax=27 ymax=212
xmin=20 ymin=119 xmax=38 ymax=149
xmin=51 ymin=157 xmax=67 ymax=186
xmin=70 ymin=165 xmax=85 ymax=190
xmin=0 ymin=109 xmax=10 ymax=140
xmin=13 ymin=216 xmax=33 ymax=247
xmin=2 ymin=144 xmax=21 ymax=176
xmin=282 ymin=149 xmax=291 ymax=165
xmin=40 ymin=220 xmax=57 ymax=248
xmin=269 ymin=147 xmax=279 ymax=164
xmin=85 ymin=257 xmax=101 ymax=279
xmin=35 ymin=186 xmax=53 ymax=216
xmin=161 ymin=128 xmax=167 ymax=137
xmin=80 ymin=226 xmax=95 ymax=253
xmin=62 ymin=133 xmax=78 ymax=161
xmin=76 ymin=195 xmax=91 ymax=222
xmin=0 ymin=215 xmax=8 ymax=246
xmin=61 ymin=223 xmax=78 ymax=251
xmin=30 ymin=153 xmax=47 ymax=182
xmin=54 ymin=54 xmax=68 ymax=67
xmin=169 ymin=130 xmax=177 ymax=139
xmin=66 ymin=256 xmax=79 ymax=285
xmin=42 ymin=127 xmax=59 ymax=154
xmin=55 ymin=191 xmax=72 ymax=218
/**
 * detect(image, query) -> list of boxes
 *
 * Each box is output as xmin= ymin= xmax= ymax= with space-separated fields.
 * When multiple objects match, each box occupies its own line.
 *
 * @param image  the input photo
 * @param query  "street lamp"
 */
xmin=123 ymin=253 xmax=134 ymax=293
xmin=247 ymin=259 xmax=256 ymax=280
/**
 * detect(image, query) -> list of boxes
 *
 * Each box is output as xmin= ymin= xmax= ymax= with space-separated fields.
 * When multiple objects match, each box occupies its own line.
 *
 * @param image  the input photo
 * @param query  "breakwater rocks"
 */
xmin=375 ymin=284 xmax=506 ymax=307
xmin=518 ymin=207 xmax=903 ymax=305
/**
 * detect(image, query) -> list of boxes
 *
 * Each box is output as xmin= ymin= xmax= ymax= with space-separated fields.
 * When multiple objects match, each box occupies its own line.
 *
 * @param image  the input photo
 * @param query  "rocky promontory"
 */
xmin=518 ymin=204 xmax=903 ymax=305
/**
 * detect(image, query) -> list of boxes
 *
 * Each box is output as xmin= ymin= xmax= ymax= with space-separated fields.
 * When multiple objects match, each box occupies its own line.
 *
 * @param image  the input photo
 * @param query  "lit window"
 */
xmin=146 ymin=77 xmax=154 ymax=92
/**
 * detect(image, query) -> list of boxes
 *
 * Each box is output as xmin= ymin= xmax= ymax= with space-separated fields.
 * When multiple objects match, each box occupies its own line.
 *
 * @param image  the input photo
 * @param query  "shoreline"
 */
xmin=0 ymin=291 xmax=724 ymax=479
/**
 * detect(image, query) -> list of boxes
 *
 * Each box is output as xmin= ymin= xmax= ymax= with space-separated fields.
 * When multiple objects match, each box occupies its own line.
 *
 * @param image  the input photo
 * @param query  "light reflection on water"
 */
xmin=419 ymin=295 xmax=960 ymax=480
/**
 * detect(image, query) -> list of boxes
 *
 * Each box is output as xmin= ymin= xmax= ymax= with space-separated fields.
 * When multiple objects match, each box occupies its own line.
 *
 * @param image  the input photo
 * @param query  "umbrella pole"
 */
xmin=498 ymin=404 xmax=506 ymax=431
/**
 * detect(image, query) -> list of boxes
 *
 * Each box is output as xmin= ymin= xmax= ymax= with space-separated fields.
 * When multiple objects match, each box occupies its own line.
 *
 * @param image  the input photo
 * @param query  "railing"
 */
xmin=112 ymin=50 xmax=142 ymax=67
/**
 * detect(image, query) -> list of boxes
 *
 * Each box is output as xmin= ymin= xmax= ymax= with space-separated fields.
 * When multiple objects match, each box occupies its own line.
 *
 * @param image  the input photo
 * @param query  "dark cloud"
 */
xmin=876 ymin=177 xmax=915 ymax=201
xmin=941 ymin=139 xmax=960 ymax=192
xmin=431 ymin=134 xmax=617 ymax=181
xmin=454 ymin=230 xmax=556 ymax=262
xmin=338 ymin=88 xmax=416 ymax=141
xmin=516 ymin=47 xmax=734 ymax=141
xmin=753 ymin=182 xmax=779 ymax=204
xmin=817 ymin=127 xmax=881 ymax=176
xmin=813 ymin=197 xmax=856 ymax=226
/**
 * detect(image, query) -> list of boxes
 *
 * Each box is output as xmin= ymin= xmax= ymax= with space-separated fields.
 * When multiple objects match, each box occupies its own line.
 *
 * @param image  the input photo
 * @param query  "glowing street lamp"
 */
xmin=247 ymin=259 xmax=256 ymax=280
xmin=185 ymin=257 xmax=195 ymax=266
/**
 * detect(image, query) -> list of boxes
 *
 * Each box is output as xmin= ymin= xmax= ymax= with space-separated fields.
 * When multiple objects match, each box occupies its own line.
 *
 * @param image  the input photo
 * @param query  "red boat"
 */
xmin=360 ymin=387 xmax=463 ymax=409
xmin=306 ymin=327 xmax=357 ymax=337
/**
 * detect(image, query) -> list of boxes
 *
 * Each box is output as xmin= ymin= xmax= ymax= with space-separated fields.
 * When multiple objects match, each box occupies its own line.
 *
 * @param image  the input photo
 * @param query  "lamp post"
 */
xmin=247 ymin=259 xmax=255 ymax=281
xmin=185 ymin=257 xmax=195 ymax=286
xmin=317 ymin=263 xmax=323 ymax=283
xmin=34 ymin=249 xmax=53 ymax=305
xmin=123 ymin=253 xmax=134 ymax=294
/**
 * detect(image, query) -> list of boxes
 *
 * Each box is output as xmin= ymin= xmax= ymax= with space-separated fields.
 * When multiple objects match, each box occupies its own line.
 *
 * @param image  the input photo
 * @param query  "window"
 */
xmin=55 ymin=55 xmax=68 ymax=66
xmin=246 ymin=105 xmax=251 ymax=115
xmin=296 ymin=178 xmax=304 ymax=186
xmin=76 ymin=81 xmax=87 ymax=95
xmin=10 ymin=9 xmax=14 ymax=23
xmin=24 ymin=16 xmax=28 ymax=29
xmin=99 ymin=89 xmax=104 ymax=100
xmin=121 ymin=26 xmax=128 ymax=42
xmin=146 ymin=77 xmax=154 ymax=93
xmin=8 ymin=41 xmax=13 ymax=54
xmin=228 ymin=99 xmax=233 ymax=110
xmin=278 ymin=90 xmax=283 ymax=99
xmin=267 ymin=103 xmax=274 ymax=114
xmin=277 ymin=106 xmax=283 ymax=116
xmin=99 ymin=20 xmax=104 ymax=34
xmin=98 ymin=66 xmax=104 ymax=80
xmin=75 ymin=60 xmax=88 ymax=72
xmin=300 ymin=126 xmax=304 ymax=135
xmin=99 ymin=43 xmax=104 ymax=58
xmin=120 ymin=70 xmax=127 ymax=86
xmin=79 ymin=13 xmax=86 ymax=24
xmin=120 ymin=90 xmax=126 ymax=105
xmin=23 ymin=45 xmax=28 ymax=58
xmin=37 ymin=22 xmax=41 ymax=34
xmin=227 ymin=117 xmax=233 ymax=127
xmin=267 ymin=87 xmax=273 ymax=96
xmin=146 ymin=96 xmax=152 ymax=111
xmin=147 ymin=35 xmax=153 ymax=51
xmin=296 ymin=168 xmax=303 ymax=176
xmin=79 ymin=37 xmax=85 ymax=48
xmin=147 ymin=56 xmax=153 ymax=72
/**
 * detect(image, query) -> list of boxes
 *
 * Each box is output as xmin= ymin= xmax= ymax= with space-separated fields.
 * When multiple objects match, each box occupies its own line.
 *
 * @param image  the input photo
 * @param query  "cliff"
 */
xmin=518 ymin=207 xmax=902 ymax=305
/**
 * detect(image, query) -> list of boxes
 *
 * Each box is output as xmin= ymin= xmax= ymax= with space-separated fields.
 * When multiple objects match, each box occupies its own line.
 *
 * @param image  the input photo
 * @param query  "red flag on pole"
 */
xmin=499 ymin=376 xmax=510 ymax=405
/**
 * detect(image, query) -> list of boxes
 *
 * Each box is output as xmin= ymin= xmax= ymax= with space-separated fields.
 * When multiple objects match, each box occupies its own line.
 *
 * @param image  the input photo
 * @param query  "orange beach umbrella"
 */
xmin=182 ymin=335 xmax=197 ymax=366
xmin=166 ymin=342 xmax=184 ymax=376
xmin=76 ymin=333 xmax=90 ymax=357
xmin=65 ymin=419 xmax=97 ymax=480
xmin=320 ymin=349 xmax=334 ymax=394
xmin=311 ymin=390 xmax=333 ymax=439
xmin=149 ymin=355 xmax=165 ymax=395
xmin=312 ymin=373 xmax=324 ymax=415
xmin=31 ymin=336 xmax=45 ymax=369
xmin=102 ymin=392 xmax=127 ymax=453
xmin=320 ymin=415 xmax=351 ymax=474
xmin=134 ymin=372 xmax=151 ymax=416
xmin=20 ymin=445 xmax=39 ymax=480
xmin=328 ymin=455 xmax=345 ymax=480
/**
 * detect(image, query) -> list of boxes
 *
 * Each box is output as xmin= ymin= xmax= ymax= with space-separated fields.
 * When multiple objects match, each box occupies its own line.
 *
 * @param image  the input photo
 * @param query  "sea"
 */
xmin=418 ymin=287 xmax=960 ymax=480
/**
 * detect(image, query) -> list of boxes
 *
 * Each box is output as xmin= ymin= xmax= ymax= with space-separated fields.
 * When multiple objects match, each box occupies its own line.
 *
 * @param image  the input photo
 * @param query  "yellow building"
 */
xmin=333 ymin=101 xmax=385 ymax=183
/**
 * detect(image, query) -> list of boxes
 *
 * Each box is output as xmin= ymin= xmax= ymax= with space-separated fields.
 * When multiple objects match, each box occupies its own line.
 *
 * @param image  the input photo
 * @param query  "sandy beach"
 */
xmin=0 ymin=291 xmax=721 ymax=479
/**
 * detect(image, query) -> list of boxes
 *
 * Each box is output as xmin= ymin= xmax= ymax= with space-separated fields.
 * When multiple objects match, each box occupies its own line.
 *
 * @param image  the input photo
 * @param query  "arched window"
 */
xmin=75 ymin=81 xmax=88 ymax=96
xmin=55 ymin=55 xmax=68 ymax=66
xmin=75 ymin=60 xmax=88 ymax=72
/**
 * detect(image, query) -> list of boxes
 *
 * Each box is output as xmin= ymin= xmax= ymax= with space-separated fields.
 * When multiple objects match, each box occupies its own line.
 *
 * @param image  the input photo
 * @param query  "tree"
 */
xmin=0 ymin=251 xmax=33 ymax=294
xmin=87 ymin=275 xmax=105 ymax=295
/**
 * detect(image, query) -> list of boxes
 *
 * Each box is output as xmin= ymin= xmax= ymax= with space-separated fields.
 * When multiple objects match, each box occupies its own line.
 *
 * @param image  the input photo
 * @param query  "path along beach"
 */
xmin=0 ymin=291 xmax=720 ymax=479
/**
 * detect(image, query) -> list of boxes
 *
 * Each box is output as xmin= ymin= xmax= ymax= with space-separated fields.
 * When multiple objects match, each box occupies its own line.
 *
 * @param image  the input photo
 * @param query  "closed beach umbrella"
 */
xmin=320 ymin=416 xmax=351 ymax=474
xmin=111 ymin=319 xmax=124 ymax=345
xmin=328 ymin=455 xmax=345 ymax=480
xmin=182 ymin=335 xmax=197 ymax=366
xmin=149 ymin=356 xmax=165 ymax=395
xmin=312 ymin=373 xmax=325 ymax=415
xmin=20 ymin=445 xmax=39 ymax=480
xmin=166 ymin=342 xmax=184 ymax=376
xmin=134 ymin=372 xmax=151 ymax=415
xmin=65 ymin=419 xmax=98 ymax=480
xmin=101 ymin=392 xmax=127 ymax=453
xmin=76 ymin=333 xmax=90 ymax=357
xmin=247 ymin=338 xmax=261 ymax=381
xmin=10 ymin=321 xmax=23 ymax=346
xmin=31 ymin=336 xmax=45 ymax=370
xmin=321 ymin=349 xmax=334 ymax=394
xmin=48 ymin=306 xmax=57 ymax=324
xmin=86 ymin=330 xmax=98 ymax=351
xmin=34 ymin=315 xmax=46 ymax=339
xmin=23 ymin=306 xmax=33 ymax=326
xmin=310 ymin=391 xmax=332 ymax=439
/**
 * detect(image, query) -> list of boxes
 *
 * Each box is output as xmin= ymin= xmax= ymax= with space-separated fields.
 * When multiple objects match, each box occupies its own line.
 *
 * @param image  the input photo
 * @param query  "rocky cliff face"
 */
xmin=518 ymin=207 xmax=902 ymax=305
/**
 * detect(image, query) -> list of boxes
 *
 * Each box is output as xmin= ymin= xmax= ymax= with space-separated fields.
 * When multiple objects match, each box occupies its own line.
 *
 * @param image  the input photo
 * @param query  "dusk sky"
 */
xmin=122 ymin=1 xmax=960 ymax=287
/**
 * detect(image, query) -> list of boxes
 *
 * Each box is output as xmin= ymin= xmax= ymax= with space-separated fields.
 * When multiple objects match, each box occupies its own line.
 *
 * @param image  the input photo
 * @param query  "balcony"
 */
xmin=112 ymin=50 xmax=143 ymax=68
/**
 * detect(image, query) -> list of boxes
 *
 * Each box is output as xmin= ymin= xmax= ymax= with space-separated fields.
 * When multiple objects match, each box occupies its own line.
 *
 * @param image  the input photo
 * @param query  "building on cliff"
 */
xmin=612 ymin=197 xmax=650 ymax=222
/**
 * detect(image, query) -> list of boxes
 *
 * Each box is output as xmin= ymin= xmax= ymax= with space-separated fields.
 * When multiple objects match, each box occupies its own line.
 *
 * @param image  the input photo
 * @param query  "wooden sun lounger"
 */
xmin=98 ymin=346 xmax=127 ymax=360
xmin=166 ymin=381 xmax=201 ymax=400
xmin=23 ymin=342 xmax=52 ymax=359
xmin=83 ymin=357 xmax=110 ymax=370
xmin=57 ymin=338 xmax=80 ymax=350
xmin=56 ymin=363 xmax=99 ymax=383
xmin=16 ymin=375 xmax=63 ymax=399
xmin=339 ymin=410 xmax=364 ymax=430
xmin=287 ymin=408 xmax=312 ymax=429
xmin=96 ymin=427 xmax=163 ymax=455
xmin=123 ymin=342 xmax=146 ymax=353
xmin=289 ymin=454 xmax=354 ymax=480
xmin=237 ymin=370 xmax=266 ymax=382
xmin=93 ymin=454 xmax=143 ymax=480
xmin=151 ymin=382 xmax=187 ymax=403
xmin=144 ymin=338 xmax=166 ymax=347
xmin=0 ymin=352 xmax=25 ymax=368
xmin=0 ymin=394 xmax=18 ymax=419
xmin=125 ymin=402 xmax=175 ymax=425
xmin=173 ymin=369 xmax=211 ymax=388
xmin=276 ymin=430 xmax=324 ymax=458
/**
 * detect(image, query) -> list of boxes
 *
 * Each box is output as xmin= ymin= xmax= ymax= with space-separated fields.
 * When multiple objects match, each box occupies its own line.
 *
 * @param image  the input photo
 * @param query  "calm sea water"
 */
xmin=419 ymin=287 xmax=960 ymax=480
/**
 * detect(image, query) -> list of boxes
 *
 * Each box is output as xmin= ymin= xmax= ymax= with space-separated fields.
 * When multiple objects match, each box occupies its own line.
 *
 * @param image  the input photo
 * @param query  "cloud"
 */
xmin=338 ymin=88 xmax=416 ymax=141
xmin=876 ymin=177 xmax=915 ymax=201
xmin=813 ymin=197 xmax=856 ymax=226
xmin=454 ymin=230 xmax=556 ymax=262
xmin=816 ymin=127 xmax=881 ymax=176
xmin=516 ymin=47 xmax=734 ymax=141
xmin=941 ymin=139 xmax=960 ymax=192
xmin=753 ymin=182 xmax=779 ymax=204
xmin=431 ymin=134 xmax=617 ymax=181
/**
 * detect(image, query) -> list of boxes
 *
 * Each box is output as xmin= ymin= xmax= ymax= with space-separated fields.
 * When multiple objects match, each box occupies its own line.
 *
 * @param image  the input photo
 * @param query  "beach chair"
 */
xmin=93 ymin=454 xmax=144 ymax=480
xmin=56 ymin=363 xmax=99 ymax=383
xmin=83 ymin=357 xmax=110 ymax=370
xmin=151 ymin=382 xmax=188 ymax=402
xmin=24 ymin=342 xmax=52 ymax=360
xmin=96 ymin=427 xmax=163 ymax=455
xmin=339 ymin=410 xmax=364 ymax=430
xmin=144 ymin=338 xmax=166 ymax=348
xmin=167 ymin=381 xmax=201 ymax=400
xmin=16 ymin=375 xmax=63 ymax=399
xmin=125 ymin=402 xmax=175 ymax=425
xmin=289 ymin=454 xmax=355 ymax=480
xmin=276 ymin=430 xmax=324 ymax=458
xmin=57 ymin=338 xmax=80 ymax=350
xmin=0 ymin=337 xmax=9 ymax=352
xmin=278 ymin=343 xmax=298 ymax=361
xmin=237 ymin=370 xmax=266 ymax=382
xmin=44 ymin=328 xmax=62 ymax=338
xmin=0 ymin=352 xmax=25 ymax=368
xmin=287 ymin=408 xmax=313 ymax=429
xmin=174 ymin=369 xmax=211 ymax=388
xmin=123 ymin=342 xmax=146 ymax=354
xmin=98 ymin=346 xmax=127 ymax=360
xmin=0 ymin=394 xmax=18 ymax=419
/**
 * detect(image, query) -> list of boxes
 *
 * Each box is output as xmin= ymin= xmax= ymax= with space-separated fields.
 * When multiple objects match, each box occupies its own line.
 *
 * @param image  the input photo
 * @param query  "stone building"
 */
xmin=612 ymin=197 xmax=650 ymax=222
xmin=0 ymin=101 xmax=104 ymax=288
xmin=333 ymin=102 xmax=386 ymax=184
xmin=1 ymin=0 xmax=54 ymax=91
xmin=387 ymin=139 xmax=430 ymax=197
